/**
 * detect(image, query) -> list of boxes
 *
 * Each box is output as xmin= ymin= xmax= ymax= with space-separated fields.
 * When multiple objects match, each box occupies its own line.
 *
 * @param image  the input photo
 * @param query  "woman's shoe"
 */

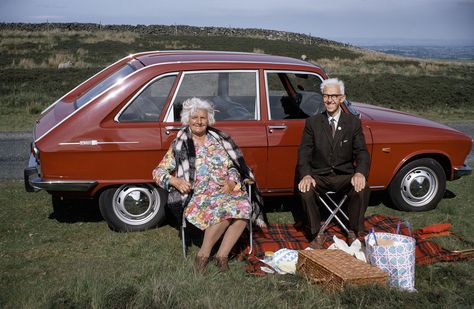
xmin=214 ymin=256 xmax=230 ymax=272
xmin=194 ymin=255 xmax=209 ymax=273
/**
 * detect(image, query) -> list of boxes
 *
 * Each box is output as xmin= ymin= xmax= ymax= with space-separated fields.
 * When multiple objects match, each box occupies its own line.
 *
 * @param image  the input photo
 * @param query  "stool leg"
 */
xmin=318 ymin=194 xmax=350 ymax=234
xmin=248 ymin=183 xmax=253 ymax=255
xmin=326 ymin=194 xmax=349 ymax=221
xmin=181 ymin=217 xmax=187 ymax=258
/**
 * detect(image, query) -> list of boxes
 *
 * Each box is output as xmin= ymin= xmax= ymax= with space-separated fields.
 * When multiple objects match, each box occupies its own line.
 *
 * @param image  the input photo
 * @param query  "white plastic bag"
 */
xmin=365 ymin=231 xmax=416 ymax=291
xmin=259 ymin=248 xmax=299 ymax=274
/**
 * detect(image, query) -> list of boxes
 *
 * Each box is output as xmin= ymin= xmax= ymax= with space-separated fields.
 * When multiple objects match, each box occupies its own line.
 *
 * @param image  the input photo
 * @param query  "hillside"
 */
xmin=0 ymin=23 xmax=473 ymax=131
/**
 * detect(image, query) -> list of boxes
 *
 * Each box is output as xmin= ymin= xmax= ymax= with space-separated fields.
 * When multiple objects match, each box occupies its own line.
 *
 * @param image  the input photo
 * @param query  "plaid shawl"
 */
xmin=167 ymin=126 xmax=266 ymax=227
xmin=240 ymin=214 xmax=473 ymax=275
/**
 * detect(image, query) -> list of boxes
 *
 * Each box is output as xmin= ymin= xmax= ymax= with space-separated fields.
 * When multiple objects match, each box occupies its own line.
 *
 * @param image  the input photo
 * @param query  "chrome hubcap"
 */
xmin=400 ymin=167 xmax=438 ymax=207
xmin=112 ymin=184 xmax=160 ymax=225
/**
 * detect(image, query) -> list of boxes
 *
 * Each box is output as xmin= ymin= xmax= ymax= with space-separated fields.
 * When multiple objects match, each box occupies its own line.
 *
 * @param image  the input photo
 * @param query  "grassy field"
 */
xmin=0 ymin=28 xmax=473 ymax=132
xmin=1 ymin=175 xmax=473 ymax=308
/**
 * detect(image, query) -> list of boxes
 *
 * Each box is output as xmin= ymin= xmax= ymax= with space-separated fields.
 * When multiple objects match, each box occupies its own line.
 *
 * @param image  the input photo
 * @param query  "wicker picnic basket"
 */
xmin=296 ymin=249 xmax=388 ymax=292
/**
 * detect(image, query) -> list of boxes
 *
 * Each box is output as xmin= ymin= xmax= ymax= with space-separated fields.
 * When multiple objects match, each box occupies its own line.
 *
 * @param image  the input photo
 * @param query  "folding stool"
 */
xmin=317 ymin=191 xmax=349 ymax=237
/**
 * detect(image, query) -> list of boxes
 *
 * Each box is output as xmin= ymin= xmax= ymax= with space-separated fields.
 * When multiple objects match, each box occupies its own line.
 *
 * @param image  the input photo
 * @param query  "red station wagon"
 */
xmin=24 ymin=51 xmax=472 ymax=231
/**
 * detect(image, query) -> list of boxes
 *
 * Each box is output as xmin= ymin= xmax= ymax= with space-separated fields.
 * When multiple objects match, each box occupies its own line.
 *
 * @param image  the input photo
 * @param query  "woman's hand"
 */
xmin=221 ymin=179 xmax=237 ymax=194
xmin=170 ymin=177 xmax=192 ymax=194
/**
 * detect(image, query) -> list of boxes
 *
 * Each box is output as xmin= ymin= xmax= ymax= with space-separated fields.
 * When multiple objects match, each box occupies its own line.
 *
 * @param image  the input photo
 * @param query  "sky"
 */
xmin=1 ymin=0 xmax=473 ymax=45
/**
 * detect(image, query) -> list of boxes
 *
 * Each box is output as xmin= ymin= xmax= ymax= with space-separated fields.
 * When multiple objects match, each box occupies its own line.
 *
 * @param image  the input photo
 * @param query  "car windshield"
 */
xmin=74 ymin=63 xmax=136 ymax=110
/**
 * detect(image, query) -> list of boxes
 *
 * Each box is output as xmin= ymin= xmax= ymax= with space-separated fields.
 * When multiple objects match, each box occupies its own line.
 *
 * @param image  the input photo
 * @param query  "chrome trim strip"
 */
xmin=163 ymin=73 xmax=185 ymax=122
xmin=114 ymin=72 xmax=178 ymax=122
xmin=165 ymin=126 xmax=182 ymax=130
xmin=454 ymin=165 xmax=472 ymax=179
xmin=58 ymin=140 xmax=139 ymax=146
xmin=260 ymin=188 xmax=294 ymax=194
xmin=30 ymin=178 xmax=98 ymax=192
xmin=268 ymin=125 xmax=288 ymax=129
xmin=369 ymin=186 xmax=385 ymax=189
xmin=264 ymin=70 xmax=324 ymax=120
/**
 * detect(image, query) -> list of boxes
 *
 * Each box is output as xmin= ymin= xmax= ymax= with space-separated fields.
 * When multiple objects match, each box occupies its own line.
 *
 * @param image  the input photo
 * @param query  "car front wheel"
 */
xmin=99 ymin=184 xmax=166 ymax=231
xmin=388 ymin=158 xmax=446 ymax=212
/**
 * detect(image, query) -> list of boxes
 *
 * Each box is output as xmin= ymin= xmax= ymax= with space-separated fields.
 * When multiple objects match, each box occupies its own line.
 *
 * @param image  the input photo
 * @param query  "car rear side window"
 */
xmin=167 ymin=71 xmax=259 ymax=122
xmin=266 ymin=72 xmax=324 ymax=120
xmin=75 ymin=63 xmax=136 ymax=110
xmin=118 ymin=74 xmax=176 ymax=122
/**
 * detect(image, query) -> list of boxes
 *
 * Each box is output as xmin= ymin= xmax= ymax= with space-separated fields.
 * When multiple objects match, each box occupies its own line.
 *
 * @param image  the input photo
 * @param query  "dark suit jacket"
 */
xmin=297 ymin=111 xmax=370 ymax=179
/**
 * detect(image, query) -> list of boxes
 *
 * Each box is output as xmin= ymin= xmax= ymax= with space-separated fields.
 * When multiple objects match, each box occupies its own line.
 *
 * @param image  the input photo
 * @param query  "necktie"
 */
xmin=330 ymin=118 xmax=336 ymax=137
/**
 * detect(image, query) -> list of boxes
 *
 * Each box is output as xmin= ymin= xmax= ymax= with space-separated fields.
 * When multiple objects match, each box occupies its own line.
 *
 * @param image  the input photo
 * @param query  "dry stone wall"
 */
xmin=0 ymin=22 xmax=348 ymax=47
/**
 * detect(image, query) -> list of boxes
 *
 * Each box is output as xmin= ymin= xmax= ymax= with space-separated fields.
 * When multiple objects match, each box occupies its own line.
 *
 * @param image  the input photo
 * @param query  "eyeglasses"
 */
xmin=323 ymin=94 xmax=343 ymax=100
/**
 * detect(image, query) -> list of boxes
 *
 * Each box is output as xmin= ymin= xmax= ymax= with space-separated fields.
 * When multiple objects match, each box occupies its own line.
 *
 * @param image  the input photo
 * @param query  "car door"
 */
xmin=264 ymin=70 xmax=326 ymax=193
xmin=160 ymin=70 xmax=268 ymax=187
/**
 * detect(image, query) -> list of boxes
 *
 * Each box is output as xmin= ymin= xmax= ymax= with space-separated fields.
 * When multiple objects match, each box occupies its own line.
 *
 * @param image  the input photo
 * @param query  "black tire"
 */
xmin=388 ymin=158 xmax=446 ymax=211
xmin=99 ymin=184 xmax=167 ymax=231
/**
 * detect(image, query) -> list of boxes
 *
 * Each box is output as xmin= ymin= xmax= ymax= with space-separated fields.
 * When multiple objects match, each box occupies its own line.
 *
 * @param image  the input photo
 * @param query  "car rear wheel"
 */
xmin=99 ymin=184 xmax=166 ymax=231
xmin=388 ymin=158 xmax=446 ymax=212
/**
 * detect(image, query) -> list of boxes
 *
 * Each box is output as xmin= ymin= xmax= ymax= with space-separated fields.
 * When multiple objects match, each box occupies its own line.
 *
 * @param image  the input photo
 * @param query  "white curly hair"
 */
xmin=320 ymin=78 xmax=345 ymax=95
xmin=180 ymin=97 xmax=216 ymax=125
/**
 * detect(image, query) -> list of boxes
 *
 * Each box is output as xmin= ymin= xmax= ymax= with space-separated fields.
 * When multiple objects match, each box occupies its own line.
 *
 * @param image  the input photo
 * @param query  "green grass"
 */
xmin=0 ymin=29 xmax=473 ymax=131
xmin=1 ymin=175 xmax=473 ymax=308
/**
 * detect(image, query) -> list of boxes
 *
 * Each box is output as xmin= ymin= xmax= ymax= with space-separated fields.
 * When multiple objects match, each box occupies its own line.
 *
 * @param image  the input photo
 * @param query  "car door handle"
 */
xmin=165 ymin=126 xmax=182 ymax=135
xmin=268 ymin=125 xmax=287 ymax=133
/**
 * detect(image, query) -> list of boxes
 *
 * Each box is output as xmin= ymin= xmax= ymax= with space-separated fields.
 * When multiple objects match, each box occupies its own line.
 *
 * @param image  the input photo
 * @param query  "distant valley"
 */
xmin=362 ymin=45 xmax=474 ymax=60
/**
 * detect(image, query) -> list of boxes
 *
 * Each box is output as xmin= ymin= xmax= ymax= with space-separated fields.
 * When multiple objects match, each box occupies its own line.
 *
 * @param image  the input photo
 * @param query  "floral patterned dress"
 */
xmin=153 ymin=133 xmax=251 ymax=230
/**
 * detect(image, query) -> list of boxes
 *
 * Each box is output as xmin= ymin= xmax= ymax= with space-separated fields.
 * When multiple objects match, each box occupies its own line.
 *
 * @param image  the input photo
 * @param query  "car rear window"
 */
xmin=118 ymin=74 xmax=177 ymax=122
xmin=74 ymin=63 xmax=136 ymax=110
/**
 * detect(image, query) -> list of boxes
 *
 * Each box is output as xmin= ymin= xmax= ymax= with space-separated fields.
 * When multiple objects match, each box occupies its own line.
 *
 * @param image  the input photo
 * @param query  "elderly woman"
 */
xmin=153 ymin=97 xmax=264 ymax=273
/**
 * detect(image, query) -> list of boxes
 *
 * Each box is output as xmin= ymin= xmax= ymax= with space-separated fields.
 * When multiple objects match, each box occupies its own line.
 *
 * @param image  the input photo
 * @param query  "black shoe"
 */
xmin=347 ymin=231 xmax=357 ymax=246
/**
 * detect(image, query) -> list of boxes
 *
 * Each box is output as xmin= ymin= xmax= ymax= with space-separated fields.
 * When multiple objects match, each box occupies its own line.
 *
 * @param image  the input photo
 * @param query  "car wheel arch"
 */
xmin=391 ymin=151 xmax=452 ymax=182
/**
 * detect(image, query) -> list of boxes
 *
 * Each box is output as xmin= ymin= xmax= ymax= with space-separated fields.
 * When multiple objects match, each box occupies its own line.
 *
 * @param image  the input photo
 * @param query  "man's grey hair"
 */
xmin=180 ymin=97 xmax=216 ymax=125
xmin=320 ymin=78 xmax=345 ymax=95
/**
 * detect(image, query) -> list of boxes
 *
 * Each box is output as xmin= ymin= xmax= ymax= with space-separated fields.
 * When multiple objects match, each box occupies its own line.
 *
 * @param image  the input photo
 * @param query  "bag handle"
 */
xmin=367 ymin=228 xmax=379 ymax=245
xmin=397 ymin=220 xmax=412 ymax=237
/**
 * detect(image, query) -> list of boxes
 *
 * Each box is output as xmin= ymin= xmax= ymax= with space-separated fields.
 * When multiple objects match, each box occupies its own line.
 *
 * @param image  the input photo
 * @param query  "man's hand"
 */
xmin=298 ymin=175 xmax=316 ymax=193
xmin=351 ymin=172 xmax=366 ymax=193
xmin=170 ymin=177 xmax=192 ymax=194
xmin=221 ymin=179 xmax=237 ymax=194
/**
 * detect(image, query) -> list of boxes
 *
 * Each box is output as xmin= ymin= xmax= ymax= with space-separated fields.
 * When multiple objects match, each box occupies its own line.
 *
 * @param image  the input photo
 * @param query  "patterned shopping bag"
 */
xmin=365 ymin=231 xmax=416 ymax=292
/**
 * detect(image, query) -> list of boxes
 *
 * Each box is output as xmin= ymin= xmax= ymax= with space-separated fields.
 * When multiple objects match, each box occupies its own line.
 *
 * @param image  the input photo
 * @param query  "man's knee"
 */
xmin=348 ymin=186 xmax=369 ymax=199
xmin=299 ymin=188 xmax=318 ymax=203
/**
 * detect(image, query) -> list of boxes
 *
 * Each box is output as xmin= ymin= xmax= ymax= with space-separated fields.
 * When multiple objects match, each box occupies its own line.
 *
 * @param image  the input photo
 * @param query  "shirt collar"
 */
xmin=327 ymin=108 xmax=341 ymax=123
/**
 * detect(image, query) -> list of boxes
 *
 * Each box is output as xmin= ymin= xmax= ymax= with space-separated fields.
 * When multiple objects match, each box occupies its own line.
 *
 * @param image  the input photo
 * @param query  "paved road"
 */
xmin=1 ymin=122 xmax=473 ymax=180
xmin=0 ymin=131 xmax=33 ymax=180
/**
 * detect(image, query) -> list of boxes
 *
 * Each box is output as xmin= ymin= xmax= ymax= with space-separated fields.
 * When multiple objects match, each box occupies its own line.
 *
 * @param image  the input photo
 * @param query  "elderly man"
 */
xmin=297 ymin=78 xmax=370 ymax=249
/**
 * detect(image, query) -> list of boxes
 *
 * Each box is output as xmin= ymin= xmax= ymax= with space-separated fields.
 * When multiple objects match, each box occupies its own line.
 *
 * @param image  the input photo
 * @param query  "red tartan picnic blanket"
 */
xmin=238 ymin=214 xmax=473 ymax=275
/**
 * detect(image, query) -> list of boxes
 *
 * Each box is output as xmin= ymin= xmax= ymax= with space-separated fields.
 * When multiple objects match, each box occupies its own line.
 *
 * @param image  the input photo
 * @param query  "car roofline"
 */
xmin=131 ymin=50 xmax=323 ymax=70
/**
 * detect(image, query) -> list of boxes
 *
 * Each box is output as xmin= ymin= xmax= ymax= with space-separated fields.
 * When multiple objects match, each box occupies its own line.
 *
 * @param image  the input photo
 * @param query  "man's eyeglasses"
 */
xmin=323 ymin=94 xmax=343 ymax=100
